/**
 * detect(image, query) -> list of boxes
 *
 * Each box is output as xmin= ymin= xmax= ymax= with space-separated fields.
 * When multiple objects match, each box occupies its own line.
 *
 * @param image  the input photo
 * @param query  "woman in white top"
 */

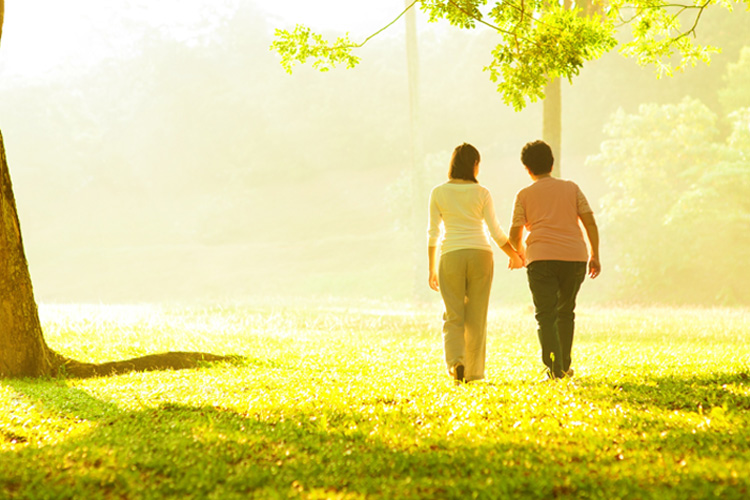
xmin=428 ymin=143 xmax=524 ymax=383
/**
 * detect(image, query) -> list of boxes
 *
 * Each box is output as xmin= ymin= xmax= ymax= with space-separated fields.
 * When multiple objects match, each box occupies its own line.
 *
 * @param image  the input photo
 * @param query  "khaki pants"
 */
xmin=438 ymin=249 xmax=494 ymax=381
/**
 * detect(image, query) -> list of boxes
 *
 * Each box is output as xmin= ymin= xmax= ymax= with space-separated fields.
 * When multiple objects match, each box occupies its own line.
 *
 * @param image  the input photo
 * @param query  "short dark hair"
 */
xmin=449 ymin=143 xmax=480 ymax=182
xmin=521 ymin=140 xmax=554 ymax=175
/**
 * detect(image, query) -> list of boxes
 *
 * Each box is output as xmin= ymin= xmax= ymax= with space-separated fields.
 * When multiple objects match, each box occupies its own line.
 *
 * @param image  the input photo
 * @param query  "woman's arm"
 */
xmin=428 ymin=246 xmax=439 ymax=291
xmin=482 ymin=190 xmax=523 ymax=268
xmin=579 ymin=212 xmax=600 ymax=278
xmin=427 ymin=188 xmax=442 ymax=291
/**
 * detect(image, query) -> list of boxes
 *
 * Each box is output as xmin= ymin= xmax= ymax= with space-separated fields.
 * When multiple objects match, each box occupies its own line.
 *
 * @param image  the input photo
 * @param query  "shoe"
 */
xmin=563 ymin=368 xmax=575 ymax=378
xmin=454 ymin=363 xmax=465 ymax=384
xmin=543 ymin=368 xmax=564 ymax=381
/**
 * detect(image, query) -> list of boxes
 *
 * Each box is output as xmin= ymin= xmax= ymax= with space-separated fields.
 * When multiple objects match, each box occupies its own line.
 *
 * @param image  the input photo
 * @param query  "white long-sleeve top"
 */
xmin=427 ymin=182 xmax=509 ymax=255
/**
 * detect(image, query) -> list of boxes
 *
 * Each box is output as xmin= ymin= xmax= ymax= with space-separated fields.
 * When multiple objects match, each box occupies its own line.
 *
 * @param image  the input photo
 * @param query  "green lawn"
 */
xmin=1 ymin=303 xmax=749 ymax=499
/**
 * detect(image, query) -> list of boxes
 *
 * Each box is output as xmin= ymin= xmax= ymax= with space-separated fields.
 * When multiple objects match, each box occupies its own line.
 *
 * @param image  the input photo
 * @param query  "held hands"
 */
xmin=508 ymin=252 xmax=525 ymax=270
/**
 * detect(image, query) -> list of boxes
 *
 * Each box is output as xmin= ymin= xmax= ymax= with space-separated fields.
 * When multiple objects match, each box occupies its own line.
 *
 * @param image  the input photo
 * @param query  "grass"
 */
xmin=1 ymin=301 xmax=749 ymax=499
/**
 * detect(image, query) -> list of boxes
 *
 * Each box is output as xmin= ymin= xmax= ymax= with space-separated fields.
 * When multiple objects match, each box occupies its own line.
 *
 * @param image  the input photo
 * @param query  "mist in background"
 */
xmin=1 ymin=0 xmax=749 ymax=305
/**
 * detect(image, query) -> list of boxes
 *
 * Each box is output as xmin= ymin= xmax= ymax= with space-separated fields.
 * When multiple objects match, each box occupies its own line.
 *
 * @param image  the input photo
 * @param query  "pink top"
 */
xmin=511 ymin=177 xmax=593 ymax=264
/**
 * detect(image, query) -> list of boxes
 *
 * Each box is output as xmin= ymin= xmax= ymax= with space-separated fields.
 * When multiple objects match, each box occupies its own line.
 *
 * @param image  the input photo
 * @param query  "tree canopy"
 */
xmin=272 ymin=0 xmax=749 ymax=109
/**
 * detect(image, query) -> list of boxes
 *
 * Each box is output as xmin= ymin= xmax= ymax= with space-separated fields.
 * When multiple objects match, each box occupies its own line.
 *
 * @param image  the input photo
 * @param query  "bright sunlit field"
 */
xmin=1 ymin=303 xmax=749 ymax=499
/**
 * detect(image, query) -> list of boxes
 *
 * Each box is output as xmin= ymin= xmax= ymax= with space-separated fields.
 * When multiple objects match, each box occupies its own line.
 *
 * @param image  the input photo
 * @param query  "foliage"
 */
xmin=719 ymin=46 xmax=750 ymax=115
xmin=272 ymin=25 xmax=361 ymax=73
xmin=589 ymin=95 xmax=750 ymax=304
xmin=1 ymin=303 xmax=749 ymax=498
xmin=270 ymin=0 xmax=747 ymax=110
xmin=616 ymin=0 xmax=722 ymax=77
xmin=727 ymin=107 xmax=750 ymax=154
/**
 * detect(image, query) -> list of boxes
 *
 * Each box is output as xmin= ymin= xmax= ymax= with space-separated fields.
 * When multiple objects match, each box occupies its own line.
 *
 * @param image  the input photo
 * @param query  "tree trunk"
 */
xmin=0 ymin=0 xmax=52 ymax=377
xmin=1 ymin=134 xmax=233 ymax=378
xmin=405 ymin=0 xmax=426 ymax=300
xmin=542 ymin=77 xmax=562 ymax=178
xmin=541 ymin=0 xmax=600 ymax=179
xmin=0 ymin=3 xmax=237 ymax=378
xmin=0 ymin=131 xmax=53 ymax=377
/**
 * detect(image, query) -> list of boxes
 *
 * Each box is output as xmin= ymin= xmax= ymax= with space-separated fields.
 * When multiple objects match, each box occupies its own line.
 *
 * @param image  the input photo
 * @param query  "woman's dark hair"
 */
xmin=520 ymin=140 xmax=554 ymax=175
xmin=449 ymin=143 xmax=480 ymax=182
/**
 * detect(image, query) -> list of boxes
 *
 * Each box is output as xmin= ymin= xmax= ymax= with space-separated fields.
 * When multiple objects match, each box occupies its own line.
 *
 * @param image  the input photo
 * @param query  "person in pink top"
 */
xmin=428 ymin=143 xmax=524 ymax=384
xmin=509 ymin=140 xmax=601 ymax=380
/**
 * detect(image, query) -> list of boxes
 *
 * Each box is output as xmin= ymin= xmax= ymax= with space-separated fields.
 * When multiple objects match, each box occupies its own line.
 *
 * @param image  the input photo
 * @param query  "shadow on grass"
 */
xmin=1 ymin=379 xmax=748 ymax=499
xmin=592 ymin=371 xmax=750 ymax=413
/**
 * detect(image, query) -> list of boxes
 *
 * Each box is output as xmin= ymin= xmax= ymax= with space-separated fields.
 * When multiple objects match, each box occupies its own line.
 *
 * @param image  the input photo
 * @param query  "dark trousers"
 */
xmin=526 ymin=260 xmax=586 ymax=377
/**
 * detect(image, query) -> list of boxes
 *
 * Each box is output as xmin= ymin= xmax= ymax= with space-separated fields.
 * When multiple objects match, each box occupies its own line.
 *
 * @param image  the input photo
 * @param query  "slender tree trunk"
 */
xmin=540 ymin=0 xmax=575 ymax=179
xmin=405 ymin=0 xmax=426 ymax=300
xmin=542 ymin=78 xmax=562 ymax=178
xmin=542 ymin=0 xmax=600 ymax=179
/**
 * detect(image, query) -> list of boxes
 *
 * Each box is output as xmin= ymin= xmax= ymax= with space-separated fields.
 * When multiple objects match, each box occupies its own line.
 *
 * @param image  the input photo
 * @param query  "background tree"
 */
xmin=272 ymin=0 xmax=738 ymax=109
xmin=404 ymin=0 xmax=429 ymax=298
xmin=589 ymin=69 xmax=750 ymax=305
xmin=719 ymin=45 xmax=750 ymax=116
xmin=0 ymin=2 xmax=233 ymax=378
xmin=588 ymin=98 xmax=722 ymax=302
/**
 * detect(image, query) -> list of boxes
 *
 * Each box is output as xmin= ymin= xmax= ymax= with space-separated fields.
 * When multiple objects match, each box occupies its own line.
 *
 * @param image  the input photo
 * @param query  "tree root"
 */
xmin=49 ymin=350 xmax=241 ymax=379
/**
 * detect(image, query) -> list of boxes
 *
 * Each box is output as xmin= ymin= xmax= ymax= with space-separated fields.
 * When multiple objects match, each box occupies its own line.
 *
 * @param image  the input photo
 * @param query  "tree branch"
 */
xmin=0 ymin=0 xmax=4 ymax=47
xmin=671 ymin=0 xmax=711 ymax=42
xmin=444 ymin=0 xmax=542 ymax=47
xmin=327 ymin=0 xmax=538 ymax=50
xmin=446 ymin=0 xmax=507 ymax=33
xmin=350 ymin=0 xmax=420 ymax=49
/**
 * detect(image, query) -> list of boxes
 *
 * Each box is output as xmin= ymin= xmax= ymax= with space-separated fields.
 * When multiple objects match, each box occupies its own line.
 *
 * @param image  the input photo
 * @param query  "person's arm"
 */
xmin=509 ymin=225 xmax=525 ymax=262
xmin=427 ymin=189 xmax=442 ymax=291
xmin=508 ymin=193 xmax=527 ymax=267
xmin=579 ymin=212 xmax=600 ymax=278
xmin=482 ymin=190 xmax=523 ymax=269
xmin=428 ymin=245 xmax=439 ymax=291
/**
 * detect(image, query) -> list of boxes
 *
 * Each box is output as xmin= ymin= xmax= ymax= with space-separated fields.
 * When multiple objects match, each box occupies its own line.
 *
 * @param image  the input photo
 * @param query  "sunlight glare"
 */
xmin=259 ymin=0 xmax=409 ymax=36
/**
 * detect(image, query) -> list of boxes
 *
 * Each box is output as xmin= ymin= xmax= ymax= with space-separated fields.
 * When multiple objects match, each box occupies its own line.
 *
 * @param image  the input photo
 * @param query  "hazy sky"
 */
xmin=3 ymin=0 xmax=745 ymax=305
xmin=260 ymin=0 xmax=412 ymax=32
xmin=0 ymin=0 xmax=414 ymax=80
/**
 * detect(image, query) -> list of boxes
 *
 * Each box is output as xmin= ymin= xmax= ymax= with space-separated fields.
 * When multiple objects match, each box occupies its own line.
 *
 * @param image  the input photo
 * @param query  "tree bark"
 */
xmin=0 ymin=131 xmax=53 ymax=377
xmin=542 ymin=78 xmax=562 ymax=178
xmin=405 ymin=0 xmax=427 ymax=300
xmin=0 ymin=1 xmax=52 ymax=377
xmin=0 ymin=5 xmax=235 ymax=378
xmin=541 ymin=0 xmax=600 ymax=179
xmin=1 ymin=133 xmax=235 ymax=378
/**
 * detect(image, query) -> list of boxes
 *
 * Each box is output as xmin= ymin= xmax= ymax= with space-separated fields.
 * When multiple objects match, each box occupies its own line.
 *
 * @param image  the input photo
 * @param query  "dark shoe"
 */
xmin=454 ymin=363 xmax=465 ymax=384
